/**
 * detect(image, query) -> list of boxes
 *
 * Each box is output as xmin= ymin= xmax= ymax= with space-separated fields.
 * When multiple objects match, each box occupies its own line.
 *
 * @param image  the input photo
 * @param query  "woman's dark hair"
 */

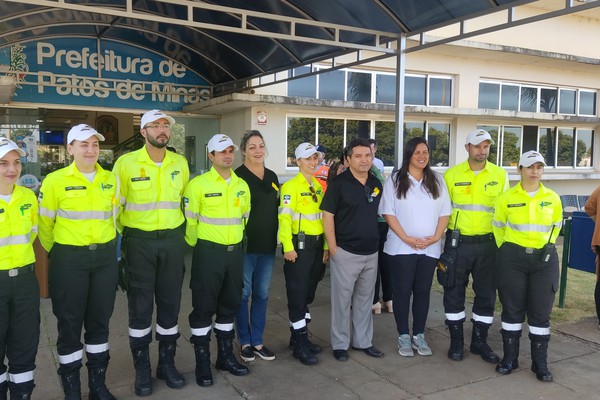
xmin=327 ymin=161 xmax=344 ymax=186
xmin=393 ymin=137 xmax=441 ymax=200
xmin=240 ymin=130 xmax=264 ymax=158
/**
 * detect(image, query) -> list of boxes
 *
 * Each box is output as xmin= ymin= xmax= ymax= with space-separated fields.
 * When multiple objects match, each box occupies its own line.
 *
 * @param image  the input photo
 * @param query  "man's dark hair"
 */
xmin=345 ymin=138 xmax=372 ymax=159
xmin=367 ymin=138 xmax=377 ymax=146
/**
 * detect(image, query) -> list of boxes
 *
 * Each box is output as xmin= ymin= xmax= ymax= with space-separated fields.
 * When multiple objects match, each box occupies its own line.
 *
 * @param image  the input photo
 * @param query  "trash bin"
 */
xmin=569 ymin=211 xmax=596 ymax=273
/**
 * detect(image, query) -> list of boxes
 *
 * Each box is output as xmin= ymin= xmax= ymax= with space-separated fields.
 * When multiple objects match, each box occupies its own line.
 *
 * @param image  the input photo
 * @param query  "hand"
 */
xmin=407 ymin=236 xmax=428 ymax=251
xmin=284 ymin=250 xmax=298 ymax=263
xmin=323 ymin=250 xmax=330 ymax=263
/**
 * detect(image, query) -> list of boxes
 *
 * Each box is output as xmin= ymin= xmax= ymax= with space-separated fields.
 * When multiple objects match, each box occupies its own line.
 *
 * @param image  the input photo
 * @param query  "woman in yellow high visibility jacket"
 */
xmin=492 ymin=150 xmax=562 ymax=383
xmin=278 ymin=142 xmax=329 ymax=366
xmin=0 ymin=138 xmax=39 ymax=400
xmin=38 ymin=124 xmax=120 ymax=400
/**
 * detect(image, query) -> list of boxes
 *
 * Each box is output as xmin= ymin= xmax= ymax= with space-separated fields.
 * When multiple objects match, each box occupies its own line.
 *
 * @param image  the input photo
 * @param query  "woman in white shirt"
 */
xmin=379 ymin=137 xmax=451 ymax=358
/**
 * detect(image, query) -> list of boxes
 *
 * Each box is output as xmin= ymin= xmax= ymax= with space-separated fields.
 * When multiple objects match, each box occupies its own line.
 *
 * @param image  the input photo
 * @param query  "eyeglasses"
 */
xmin=365 ymin=186 xmax=374 ymax=203
xmin=309 ymin=185 xmax=318 ymax=203
xmin=145 ymin=124 xmax=171 ymax=130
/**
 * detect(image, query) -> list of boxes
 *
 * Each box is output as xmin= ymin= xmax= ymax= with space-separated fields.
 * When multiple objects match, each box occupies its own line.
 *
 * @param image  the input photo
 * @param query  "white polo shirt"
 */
xmin=378 ymin=171 xmax=452 ymax=258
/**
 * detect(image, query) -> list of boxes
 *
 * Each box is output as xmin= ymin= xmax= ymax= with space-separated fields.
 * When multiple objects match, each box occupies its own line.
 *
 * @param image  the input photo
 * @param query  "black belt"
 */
xmin=124 ymin=225 xmax=183 ymax=239
xmin=459 ymin=233 xmax=494 ymax=243
xmin=197 ymin=239 xmax=243 ymax=252
xmin=2 ymin=264 xmax=34 ymax=278
xmin=503 ymin=242 xmax=543 ymax=255
xmin=57 ymin=240 xmax=115 ymax=251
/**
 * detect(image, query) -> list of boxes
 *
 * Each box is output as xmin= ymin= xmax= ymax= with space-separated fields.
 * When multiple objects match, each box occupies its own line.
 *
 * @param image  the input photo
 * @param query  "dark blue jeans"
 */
xmin=236 ymin=253 xmax=275 ymax=347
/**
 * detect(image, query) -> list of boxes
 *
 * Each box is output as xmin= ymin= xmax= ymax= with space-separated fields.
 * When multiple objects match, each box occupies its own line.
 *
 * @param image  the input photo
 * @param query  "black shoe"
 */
xmin=215 ymin=336 xmax=249 ymax=376
xmin=240 ymin=346 xmax=255 ymax=362
xmin=352 ymin=346 xmax=384 ymax=358
xmin=288 ymin=328 xmax=322 ymax=354
xmin=333 ymin=350 xmax=348 ymax=361
xmin=447 ymin=323 xmax=464 ymax=361
xmin=470 ymin=321 xmax=500 ymax=364
xmin=252 ymin=346 xmax=275 ymax=361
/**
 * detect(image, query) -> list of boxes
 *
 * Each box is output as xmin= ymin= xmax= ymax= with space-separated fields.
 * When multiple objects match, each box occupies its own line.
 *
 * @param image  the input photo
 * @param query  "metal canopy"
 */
xmin=1 ymin=0 xmax=598 ymax=96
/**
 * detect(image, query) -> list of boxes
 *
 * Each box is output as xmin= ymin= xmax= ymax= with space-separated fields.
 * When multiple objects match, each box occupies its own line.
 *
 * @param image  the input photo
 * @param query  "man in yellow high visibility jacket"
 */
xmin=0 ymin=138 xmax=39 ymax=400
xmin=112 ymin=110 xmax=189 ymax=396
xmin=443 ymin=129 xmax=508 ymax=364
xmin=184 ymin=134 xmax=251 ymax=387
xmin=492 ymin=151 xmax=562 ymax=383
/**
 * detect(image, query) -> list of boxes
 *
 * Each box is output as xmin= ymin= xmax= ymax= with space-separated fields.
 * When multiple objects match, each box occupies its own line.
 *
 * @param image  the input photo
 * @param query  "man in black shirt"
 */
xmin=321 ymin=138 xmax=384 ymax=361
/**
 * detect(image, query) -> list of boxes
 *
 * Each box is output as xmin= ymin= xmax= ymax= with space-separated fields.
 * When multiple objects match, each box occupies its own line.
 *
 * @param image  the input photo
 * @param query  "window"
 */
xmin=286 ymin=117 xmax=316 ymax=167
xmin=404 ymin=121 xmax=451 ymax=166
xmin=429 ymin=77 xmax=452 ymax=106
xmin=559 ymin=89 xmax=576 ymax=115
xmin=520 ymin=86 xmax=537 ymax=112
xmin=478 ymin=124 xmax=594 ymax=168
xmin=478 ymin=80 xmax=597 ymax=116
xmin=579 ymin=91 xmax=597 ymax=116
xmin=347 ymin=72 xmax=372 ymax=102
xmin=288 ymin=67 xmax=316 ymax=98
xmin=478 ymin=82 xmax=500 ymax=109
xmin=374 ymin=121 xmax=395 ymax=166
xmin=376 ymin=74 xmax=396 ymax=104
xmin=318 ymin=119 xmax=345 ymax=160
xmin=318 ymin=70 xmax=345 ymax=100
xmin=501 ymin=84 xmax=519 ymax=111
xmin=405 ymin=76 xmax=426 ymax=105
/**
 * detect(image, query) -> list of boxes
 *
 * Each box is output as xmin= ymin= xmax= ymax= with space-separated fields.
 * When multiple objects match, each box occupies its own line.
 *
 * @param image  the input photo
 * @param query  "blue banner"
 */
xmin=0 ymin=39 xmax=211 ymax=111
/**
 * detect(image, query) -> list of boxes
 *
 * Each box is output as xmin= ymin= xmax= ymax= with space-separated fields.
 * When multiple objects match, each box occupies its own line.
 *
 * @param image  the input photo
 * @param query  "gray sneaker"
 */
xmin=398 ymin=334 xmax=414 ymax=357
xmin=411 ymin=333 xmax=432 ymax=356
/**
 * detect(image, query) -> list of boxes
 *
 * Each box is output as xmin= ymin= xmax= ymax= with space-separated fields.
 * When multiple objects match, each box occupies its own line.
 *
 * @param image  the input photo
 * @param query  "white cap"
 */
xmin=519 ymin=150 xmax=547 ymax=167
xmin=67 ymin=124 xmax=105 ymax=144
xmin=141 ymin=110 xmax=176 ymax=129
xmin=207 ymin=134 xmax=238 ymax=152
xmin=0 ymin=137 xmax=26 ymax=158
xmin=466 ymin=129 xmax=495 ymax=145
xmin=295 ymin=142 xmax=318 ymax=159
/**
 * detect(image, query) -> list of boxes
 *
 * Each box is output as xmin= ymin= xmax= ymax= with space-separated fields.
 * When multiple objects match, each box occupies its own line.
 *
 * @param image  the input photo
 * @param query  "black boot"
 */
xmin=193 ymin=341 xmax=213 ymax=387
xmin=529 ymin=333 xmax=553 ymax=382
xmin=88 ymin=367 xmax=116 ymax=400
xmin=470 ymin=321 xmax=500 ymax=364
xmin=131 ymin=347 xmax=152 ymax=396
xmin=1 ymin=379 xmax=7 ymax=400
xmin=288 ymin=327 xmax=322 ymax=354
xmin=7 ymin=381 xmax=35 ymax=400
xmin=496 ymin=329 xmax=521 ymax=375
xmin=215 ymin=331 xmax=249 ymax=376
xmin=292 ymin=328 xmax=318 ymax=366
xmin=156 ymin=342 xmax=185 ymax=389
xmin=59 ymin=367 xmax=82 ymax=400
xmin=447 ymin=323 xmax=464 ymax=361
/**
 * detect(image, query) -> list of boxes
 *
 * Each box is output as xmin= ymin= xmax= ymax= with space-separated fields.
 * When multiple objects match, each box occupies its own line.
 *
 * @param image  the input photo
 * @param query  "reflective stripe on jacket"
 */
xmin=444 ymin=160 xmax=508 ymax=235
xmin=0 ymin=185 xmax=37 ymax=270
xmin=38 ymin=163 xmax=118 ymax=251
xmin=112 ymin=145 xmax=189 ymax=232
xmin=492 ymin=182 xmax=562 ymax=249
xmin=184 ymin=167 xmax=250 ymax=246
xmin=278 ymin=173 xmax=326 ymax=252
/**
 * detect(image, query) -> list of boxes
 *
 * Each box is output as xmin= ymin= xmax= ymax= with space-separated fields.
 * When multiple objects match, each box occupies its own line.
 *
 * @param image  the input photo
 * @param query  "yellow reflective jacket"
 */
xmin=492 ymin=182 xmax=562 ymax=249
xmin=113 ymin=146 xmax=189 ymax=232
xmin=444 ymin=160 xmax=508 ymax=235
xmin=184 ymin=167 xmax=250 ymax=246
xmin=278 ymin=172 xmax=326 ymax=252
xmin=0 ymin=185 xmax=37 ymax=270
xmin=38 ymin=163 xmax=119 ymax=251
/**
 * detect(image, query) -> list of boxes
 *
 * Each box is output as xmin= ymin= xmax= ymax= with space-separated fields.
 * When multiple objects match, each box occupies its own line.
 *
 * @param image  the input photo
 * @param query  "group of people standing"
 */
xmin=0 ymin=114 xmax=567 ymax=400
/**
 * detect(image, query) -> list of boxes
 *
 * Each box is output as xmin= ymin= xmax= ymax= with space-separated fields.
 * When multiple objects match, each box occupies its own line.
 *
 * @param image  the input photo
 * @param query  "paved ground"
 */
xmin=33 ymin=247 xmax=600 ymax=400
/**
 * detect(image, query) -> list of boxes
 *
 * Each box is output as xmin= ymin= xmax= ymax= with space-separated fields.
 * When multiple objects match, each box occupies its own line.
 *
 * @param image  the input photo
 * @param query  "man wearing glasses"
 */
xmin=321 ymin=138 xmax=384 ymax=362
xmin=113 ymin=110 xmax=190 ymax=396
xmin=278 ymin=143 xmax=329 ymax=366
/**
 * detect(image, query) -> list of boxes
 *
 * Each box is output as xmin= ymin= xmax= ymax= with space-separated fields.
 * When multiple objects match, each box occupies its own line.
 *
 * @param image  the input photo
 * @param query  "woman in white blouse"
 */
xmin=379 ymin=137 xmax=451 ymax=358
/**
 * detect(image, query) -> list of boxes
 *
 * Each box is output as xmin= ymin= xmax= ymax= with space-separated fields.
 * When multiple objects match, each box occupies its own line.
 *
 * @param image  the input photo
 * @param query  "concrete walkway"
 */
xmin=34 ymin=247 xmax=600 ymax=400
